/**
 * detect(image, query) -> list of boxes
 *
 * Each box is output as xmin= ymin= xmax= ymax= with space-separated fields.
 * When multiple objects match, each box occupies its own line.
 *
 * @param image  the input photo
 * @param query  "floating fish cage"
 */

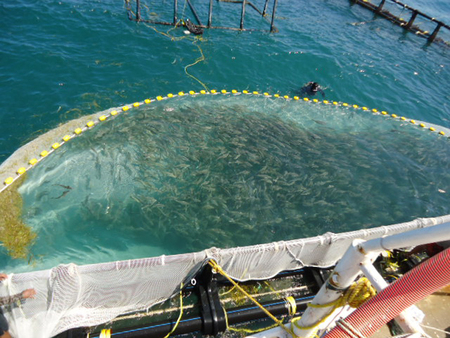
xmin=1 ymin=92 xmax=450 ymax=338
xmin=353 ymin=0 xmax=450 ymax=45
xmin=124 ymin=0 xmax=279 ymax=33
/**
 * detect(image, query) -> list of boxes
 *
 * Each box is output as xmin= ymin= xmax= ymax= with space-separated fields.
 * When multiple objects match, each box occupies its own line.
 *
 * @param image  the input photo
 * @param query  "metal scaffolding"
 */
xmin=353 ymin=0 xmax=449 ymax=45
xmin=125 ymin=0 xmax=279 ymax=33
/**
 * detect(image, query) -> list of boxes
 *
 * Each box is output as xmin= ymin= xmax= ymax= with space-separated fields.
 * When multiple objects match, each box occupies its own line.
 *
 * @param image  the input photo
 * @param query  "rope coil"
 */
xmin=292 ymin=277 xmax=376 ymax=333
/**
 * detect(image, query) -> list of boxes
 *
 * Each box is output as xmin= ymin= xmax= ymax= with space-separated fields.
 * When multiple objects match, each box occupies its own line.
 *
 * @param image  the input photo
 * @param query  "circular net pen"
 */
xmin=1 ymin=90 xmax=450 ymax=338
xmin=0 ymin=90 xmax=449 ymax=268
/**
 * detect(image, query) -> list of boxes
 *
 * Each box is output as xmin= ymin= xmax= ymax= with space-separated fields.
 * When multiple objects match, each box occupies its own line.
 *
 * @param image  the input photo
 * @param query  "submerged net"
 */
xmin=1 ymin=94 xmax=449 ymax=270
xmin=0 ymin=93 xmax=449 ymax=337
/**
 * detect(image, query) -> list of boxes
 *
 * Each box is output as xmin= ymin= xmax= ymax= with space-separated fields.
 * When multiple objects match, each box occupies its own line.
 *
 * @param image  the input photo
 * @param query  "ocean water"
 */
xmin=0 ymin=0 xmax=449 ymax=272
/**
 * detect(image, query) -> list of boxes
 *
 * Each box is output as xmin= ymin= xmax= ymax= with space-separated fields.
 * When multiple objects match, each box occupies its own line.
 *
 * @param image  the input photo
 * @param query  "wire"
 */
xmin=420 ymin=324 xmax=450 ymax=335
xmin=163 ymin=283 xmax=184 ymax=338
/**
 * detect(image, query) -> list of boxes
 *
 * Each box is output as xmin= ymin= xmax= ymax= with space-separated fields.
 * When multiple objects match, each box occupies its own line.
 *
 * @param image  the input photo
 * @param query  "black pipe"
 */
xmin=262 ymin=0 xmax=270 ymax=16
xmin=240 ymin=0 xmax=247 ymax=30
xmin=208 ymin=0 xmax=213 ymax=27
xmin=428 ymin=22 xmax=443 ymax=42
xmin=62 ymin=268 xmax=316 ymax=338
xmin=247 ymin=1 xmax=263 ymax=16
xmin=95 ymin=296 xmax=313 ymax=338
xmin=376 ymin=0 xmax=386 ymax=13
xmin=404 ymin=10 xmax=418 ymax=29
xmin=136 ymin=0 xmax=141 ymax=21
xmin=174 ymin=0 xmax=178 ymax=24
xmin=270 ymin=0 xmax=278 ymax=32
xmin=186 ymin=0 xmax=203 ymax=26
xmin=226 ymin=296 xmax=312 ymax=325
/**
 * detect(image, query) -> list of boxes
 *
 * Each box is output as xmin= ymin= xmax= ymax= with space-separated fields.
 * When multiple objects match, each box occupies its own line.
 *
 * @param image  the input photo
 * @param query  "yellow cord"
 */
xmin=292 ymin=316 xmax=322 ymax=334
xmin=163 ymin=283 xmax=184 ymax=338
xmin=229 ymin=323 xmax=279 ymax=334
xmin=99 ymin=329 xmax=111 ymax=338
xmin=345 ymin=277 xmax=376 ymax=308
xmin=223 ymin=305 xmax=281 ymax=334
xmin=220 ymin=282 xmax=238 ymax=296
xmin=142 ymin=21 xmax=188 ymax=41
xmin=293 ymin=277 xmax=376 ymax=332
xmin=265 ymin=280 xmax=282 ymax=298
xmin=184 ymin=38 xmax=209 ymax=91
xmin=286 ymin=296 xmax=297 ymax=316
xmin=131 ymin=0 xmax=210 ymax=91
xmin=220 ymin=268 xmax=249 ymax=296
xmin=209 ymin=260 xmax=298 ymax=338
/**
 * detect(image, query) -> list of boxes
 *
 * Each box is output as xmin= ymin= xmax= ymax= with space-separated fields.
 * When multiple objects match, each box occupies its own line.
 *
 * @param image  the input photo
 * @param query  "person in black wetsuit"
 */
xmin=300 ymin=82 xmax=325 ymax=97
xmin=0 ymin=273 xmax=36 ymax=338
xmin=184 ymin=19 xmax=204 ymax=35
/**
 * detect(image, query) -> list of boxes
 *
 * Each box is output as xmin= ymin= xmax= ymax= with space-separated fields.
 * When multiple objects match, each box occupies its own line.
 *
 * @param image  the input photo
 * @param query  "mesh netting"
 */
xmin=1 ymin=215 xmax=449 ymax=337
xmin=1 ymin=94 xmax=450 ymax=337
xmin=1 ymin=94 xmax=450 ymax=268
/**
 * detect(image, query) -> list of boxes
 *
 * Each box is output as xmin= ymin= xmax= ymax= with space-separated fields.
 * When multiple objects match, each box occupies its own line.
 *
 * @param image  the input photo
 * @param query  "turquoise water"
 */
xmin=1 ymin=0 xmax=449 ymax=272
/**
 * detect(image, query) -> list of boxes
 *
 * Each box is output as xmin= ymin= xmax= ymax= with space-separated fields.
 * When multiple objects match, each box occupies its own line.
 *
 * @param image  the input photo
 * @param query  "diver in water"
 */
xmin=184 ymin=19 xmax=204 ymax=35
xmin=300 ymin=82 xmax=325 ymax=98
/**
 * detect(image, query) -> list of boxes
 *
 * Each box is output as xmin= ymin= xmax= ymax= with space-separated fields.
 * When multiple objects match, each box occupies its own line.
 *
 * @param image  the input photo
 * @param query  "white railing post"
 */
xmin=293 ymin=222 xmax=450 ymax=338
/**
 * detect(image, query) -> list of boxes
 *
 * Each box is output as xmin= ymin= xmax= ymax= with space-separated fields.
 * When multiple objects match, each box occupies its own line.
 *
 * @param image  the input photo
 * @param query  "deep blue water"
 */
xmin=0 ymin=0 xmax=449 ymax=272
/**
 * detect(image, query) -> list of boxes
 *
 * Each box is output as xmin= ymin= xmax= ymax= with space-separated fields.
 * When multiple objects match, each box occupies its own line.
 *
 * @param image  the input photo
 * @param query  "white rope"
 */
xmin=420 ymin=324 xmax=450 ymax=335
xmin=336 ymin=318 xmax=366 ymax=338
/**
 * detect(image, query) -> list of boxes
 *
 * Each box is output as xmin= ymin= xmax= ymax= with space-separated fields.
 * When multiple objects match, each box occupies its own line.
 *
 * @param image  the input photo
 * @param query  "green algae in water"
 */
xmin=0 ymin=174 xmax=37 ymax=260
xmin=16 ymin=96 xmax=450 ymax=264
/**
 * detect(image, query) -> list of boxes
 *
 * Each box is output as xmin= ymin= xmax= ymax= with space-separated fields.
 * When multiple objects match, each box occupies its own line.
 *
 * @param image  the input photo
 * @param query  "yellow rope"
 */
xmin=163 ymin=283 xmax=184 ymax=338
xmin=306 ymin=298 xmax=342 ymax=309
xmin=99 ymin=329 xmax=111 ymax=338
xmin=220 ymin=282 xmax=238 ymax=296
xmin=142 ymin=21 xmax=188 ymax=41
xmin=286 ymin=296 xmax=297 ymax=316
xmin=345 ymin=277 xmax=376 ymax=308
xmin=229 ymin=323 xmax=280 ymax=334
xmin=132 ymin=0 xmax=210 ymax=92
xmin=221 ymin=305 xmax=279 ymax=334
xmin=265 ymin=280 xmax=282 ymax=298
xmin=209 ymin=260 xmax=298 ymax=338
xmin=138 ymin=6 xmax=209 ymax=92
xmin=220 ymin=268 xmax=249 ymax=296
xmin=293 ymin=277 xmax=376 ymax=333
xmin=209 ymin=261 xmax=375 ymax=337
xmin=292 ymin=316 xmax=321 ymax=334
xmin=184 ymin=38 xmax=209 ymax=91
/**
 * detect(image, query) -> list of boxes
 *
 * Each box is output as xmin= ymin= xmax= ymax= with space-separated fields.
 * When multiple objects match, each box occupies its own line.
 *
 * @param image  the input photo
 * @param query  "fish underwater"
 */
xmin=15 ymin=96 xmax=450 ymax=258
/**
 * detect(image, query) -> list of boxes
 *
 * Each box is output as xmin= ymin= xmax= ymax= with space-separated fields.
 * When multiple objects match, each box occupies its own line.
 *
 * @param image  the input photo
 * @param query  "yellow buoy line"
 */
xmin=1 ymin=89 xmax=448 ymax=193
